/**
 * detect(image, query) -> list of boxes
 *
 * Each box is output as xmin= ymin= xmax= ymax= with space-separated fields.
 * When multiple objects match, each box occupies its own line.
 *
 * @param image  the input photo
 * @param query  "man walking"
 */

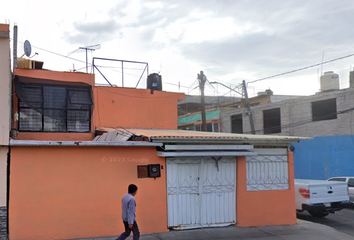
xmin=116 ymin=184 xmax=140 ymax=240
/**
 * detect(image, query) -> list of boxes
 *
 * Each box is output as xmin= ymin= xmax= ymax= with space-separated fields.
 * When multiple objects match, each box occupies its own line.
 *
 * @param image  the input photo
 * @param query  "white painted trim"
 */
xmin=9 ymin=140 xmax=162 ymax=147
xmin=157 ymin=151 xmax=256 ymax=157
xmin=164 ymin=145 xmax=254 ymax=151
xmin=253 ymin=148 xmax=287 ymax=155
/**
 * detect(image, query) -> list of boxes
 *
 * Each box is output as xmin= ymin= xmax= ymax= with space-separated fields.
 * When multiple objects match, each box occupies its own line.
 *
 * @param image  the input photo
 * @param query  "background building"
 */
xmin=220 ymin=71 xmax=354 ymax=180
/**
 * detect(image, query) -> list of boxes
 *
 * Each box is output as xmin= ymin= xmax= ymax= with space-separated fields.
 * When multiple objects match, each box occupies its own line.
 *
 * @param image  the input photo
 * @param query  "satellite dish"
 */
xmin=24 ymin=40 xmax=32 ymax=57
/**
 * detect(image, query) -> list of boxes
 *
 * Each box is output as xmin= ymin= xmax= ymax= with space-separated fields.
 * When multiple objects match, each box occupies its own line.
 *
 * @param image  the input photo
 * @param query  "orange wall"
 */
xmin=14 ymin=69 xmax=95 ymax=86
xmin=94 ymin=86 xmax=184 ymax=129
xmin=9 ymin=146 xmax=168 ymax=240
xmin=15 ymin=132 xmax=94 ymax=141
xmin=13 ymin=70 xmax=184 ymax=140
xmin=236 ymin=152 xmax=296 ymax=227
xmin=0 ymin=24 xmax=9 ymax=32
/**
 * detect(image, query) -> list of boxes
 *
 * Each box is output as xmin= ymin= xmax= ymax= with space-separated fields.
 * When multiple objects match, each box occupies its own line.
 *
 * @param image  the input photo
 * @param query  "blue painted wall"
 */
xmin=293 ymin=135 xmax=354 ymax=180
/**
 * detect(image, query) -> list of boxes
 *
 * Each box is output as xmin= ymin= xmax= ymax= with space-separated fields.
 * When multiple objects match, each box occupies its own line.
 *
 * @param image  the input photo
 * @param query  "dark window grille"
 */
xmin=231 ymin=114 xmax=243 ymax=133
xmin=17 ymin=82 xmax=92 ymax=133
xmin=213 ymin=122 xmax=219 ymax=132
xmin=312 ymin=98 xmax=337 ymax=121
xmin=195 ymin=123 xmax=219 ymax=132
xmin=263 ymin=108 xmax=281 ymax=134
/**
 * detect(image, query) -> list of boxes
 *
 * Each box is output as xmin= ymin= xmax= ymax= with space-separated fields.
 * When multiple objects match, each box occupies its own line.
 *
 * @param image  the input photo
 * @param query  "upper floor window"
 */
xmin=231 ymin=114 xmax=243 ymax=134
xmin=263 ymin=108 xmax=281 ymax=134
xmin=195 ymin=122 xmax=219 ymax=132
xmin=312 ymin=98 xmax=337 ymax=121
xmin=16 ymin=82 xmax=92 ymax=133
xmin=250 ymin=102 xmax=260 ymax=107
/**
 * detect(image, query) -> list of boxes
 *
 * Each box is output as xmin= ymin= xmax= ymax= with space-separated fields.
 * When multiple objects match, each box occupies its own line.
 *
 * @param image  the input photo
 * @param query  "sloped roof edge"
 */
xmin=96 ymin=127 xmax=310 ymax=144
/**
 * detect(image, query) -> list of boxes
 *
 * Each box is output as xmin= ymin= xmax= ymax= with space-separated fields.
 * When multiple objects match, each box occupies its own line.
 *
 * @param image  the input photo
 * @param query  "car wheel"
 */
xmin=308 ymin=210 xmax=329 ymax=218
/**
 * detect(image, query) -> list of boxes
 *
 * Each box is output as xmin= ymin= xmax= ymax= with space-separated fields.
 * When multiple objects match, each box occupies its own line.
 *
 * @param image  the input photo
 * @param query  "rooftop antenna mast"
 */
xmin=79 ymin=44 xmax=101 ymax=73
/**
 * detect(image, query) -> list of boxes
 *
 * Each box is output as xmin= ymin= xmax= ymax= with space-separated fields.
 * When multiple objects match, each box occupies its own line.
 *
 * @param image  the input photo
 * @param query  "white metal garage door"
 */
xmin=166 ymin=157 xmax=236 ymax=229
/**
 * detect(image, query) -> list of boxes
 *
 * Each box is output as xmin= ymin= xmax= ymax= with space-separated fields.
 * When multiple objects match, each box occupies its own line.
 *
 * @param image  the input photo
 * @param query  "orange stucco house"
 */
xmin=7 ymin=58 xmax=303 ymax=240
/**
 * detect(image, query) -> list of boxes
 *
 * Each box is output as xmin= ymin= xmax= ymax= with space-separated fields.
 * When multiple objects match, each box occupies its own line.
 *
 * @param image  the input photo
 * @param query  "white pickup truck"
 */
xmin=295 ymin=179 xmax=353 ymax=217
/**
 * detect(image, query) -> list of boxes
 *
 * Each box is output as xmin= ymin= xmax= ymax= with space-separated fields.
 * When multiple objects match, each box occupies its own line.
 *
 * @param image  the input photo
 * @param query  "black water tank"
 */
xmin=147 ymin=73 xmax=162 ymax=94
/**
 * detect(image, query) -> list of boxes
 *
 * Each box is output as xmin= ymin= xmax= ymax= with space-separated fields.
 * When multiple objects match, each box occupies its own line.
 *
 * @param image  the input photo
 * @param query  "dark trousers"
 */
xmin=116 ymin=221 xmax=140 ymax=240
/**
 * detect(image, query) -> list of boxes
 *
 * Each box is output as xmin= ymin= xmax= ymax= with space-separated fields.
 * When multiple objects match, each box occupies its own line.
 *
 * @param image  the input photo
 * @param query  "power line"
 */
xmin=164 ymin=82 xmax=190 ymax=89
xmin=13 ymin=39 xmax=87 ymax=65
xmin=248 ymin=52 xmax=354 ymax=84
xmin=208 ymin=76 xmax=240 ymax=88
xmin=188 ymin=78 xmax=198 ymax=89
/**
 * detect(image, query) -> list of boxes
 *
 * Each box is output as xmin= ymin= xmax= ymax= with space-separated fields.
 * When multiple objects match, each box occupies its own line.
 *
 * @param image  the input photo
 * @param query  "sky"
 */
xmin=2 ymin=0 xmax=354 ymax=97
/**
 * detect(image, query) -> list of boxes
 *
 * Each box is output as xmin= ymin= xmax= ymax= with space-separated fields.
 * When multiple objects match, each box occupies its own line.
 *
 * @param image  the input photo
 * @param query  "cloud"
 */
xmin=130 ymin=0 xmax=354 ymax=81
xmin=62 ymin=0 xmax=354 ymax=91
xmin=65 ymin=19 xmax=122 ymax=45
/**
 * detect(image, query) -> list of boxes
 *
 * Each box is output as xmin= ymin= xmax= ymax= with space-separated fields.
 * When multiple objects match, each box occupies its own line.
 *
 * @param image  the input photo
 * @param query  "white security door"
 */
xmin=166 ymin=159 xmax=201 ymax=228
xmin=166 ymin=157 xmax=236 ymax=229
xmin=201 ymin=158 xmax=236 ymax=226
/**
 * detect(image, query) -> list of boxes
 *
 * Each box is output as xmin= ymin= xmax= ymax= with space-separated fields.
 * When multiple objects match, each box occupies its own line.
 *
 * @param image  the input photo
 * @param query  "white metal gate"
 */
xmin=166 ymin=157 xmax=236 ymax=229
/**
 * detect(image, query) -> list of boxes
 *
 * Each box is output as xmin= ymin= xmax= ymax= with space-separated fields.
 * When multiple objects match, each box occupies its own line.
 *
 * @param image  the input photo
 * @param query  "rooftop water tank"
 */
xmin=320 ymin=71 xmax=339 ymax=92
xmin=147 ymin=73 xmax=162 ymax=94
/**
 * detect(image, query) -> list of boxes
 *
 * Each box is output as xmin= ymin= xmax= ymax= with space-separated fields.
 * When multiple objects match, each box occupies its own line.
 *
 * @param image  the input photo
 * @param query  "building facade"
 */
xmin=181 ymin=90 xmax=300 ymax=134
xmin=220 ymin=83 xmax=354 ymax=180
xmin=0 ymin=24 xmax=11 ymax=240
xmin=178 ymin=108 xmax=220 ymax=132
xmin=7 ymin=67 xmax=303 ymax=240
xmin=9 ymin=128 xmax=302 ymax=240
xmin=2 ymin=26 xmax=304 ymax=240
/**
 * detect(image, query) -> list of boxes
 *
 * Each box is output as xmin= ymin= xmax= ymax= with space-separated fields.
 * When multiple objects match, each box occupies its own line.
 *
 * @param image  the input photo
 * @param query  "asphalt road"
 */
xmin=297 ymin=208 xmax=354 ymax=237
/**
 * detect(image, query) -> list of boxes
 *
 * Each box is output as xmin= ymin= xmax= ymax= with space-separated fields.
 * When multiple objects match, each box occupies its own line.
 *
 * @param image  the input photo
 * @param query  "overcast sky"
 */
xmin=3 ymin=0 xmax=354 ymax=97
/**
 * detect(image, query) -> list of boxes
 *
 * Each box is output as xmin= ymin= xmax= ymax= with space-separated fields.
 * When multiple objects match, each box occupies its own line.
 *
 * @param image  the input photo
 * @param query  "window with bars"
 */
xmin=246 ymin=154 xmax=289 ymax=191
xmin=17 ymin=83 xmax=92 ymax=133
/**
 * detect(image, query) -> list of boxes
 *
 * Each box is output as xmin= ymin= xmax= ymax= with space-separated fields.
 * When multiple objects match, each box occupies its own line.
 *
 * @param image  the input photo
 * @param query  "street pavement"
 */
xmin=69 ymin=219 xmax=354 ymax=240
xmin=297 ymin=208 xmax=354 ymax=237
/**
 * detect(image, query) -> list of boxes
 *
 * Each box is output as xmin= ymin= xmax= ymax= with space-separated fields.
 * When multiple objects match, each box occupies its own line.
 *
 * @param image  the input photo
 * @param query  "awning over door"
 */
xmin=157 ymin=144 xmax=256 ymax=157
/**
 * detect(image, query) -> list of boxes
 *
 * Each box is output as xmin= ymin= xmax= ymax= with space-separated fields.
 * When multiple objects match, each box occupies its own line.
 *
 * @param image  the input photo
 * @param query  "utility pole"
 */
xmin=198 ymin=71 xmax=207 ymax=131
xmin=242 ymin=80 xmax=256 ymax=134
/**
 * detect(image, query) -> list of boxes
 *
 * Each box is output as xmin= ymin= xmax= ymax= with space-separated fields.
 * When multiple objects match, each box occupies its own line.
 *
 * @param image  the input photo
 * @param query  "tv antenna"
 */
xmin=78 ymin=44 xmax=101 ymax=73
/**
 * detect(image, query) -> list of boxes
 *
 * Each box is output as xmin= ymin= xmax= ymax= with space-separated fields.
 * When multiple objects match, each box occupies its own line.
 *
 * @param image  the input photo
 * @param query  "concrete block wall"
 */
xmin=0 ymin=207 xmax=6 ymax=240
xmin=220 ymin=88 xmax=354 ymax=137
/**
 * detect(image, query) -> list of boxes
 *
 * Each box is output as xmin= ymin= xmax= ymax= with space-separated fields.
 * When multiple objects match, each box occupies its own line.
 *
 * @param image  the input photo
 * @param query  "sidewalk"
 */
xmin=70 ymin=220 xmax=354 ymax=240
